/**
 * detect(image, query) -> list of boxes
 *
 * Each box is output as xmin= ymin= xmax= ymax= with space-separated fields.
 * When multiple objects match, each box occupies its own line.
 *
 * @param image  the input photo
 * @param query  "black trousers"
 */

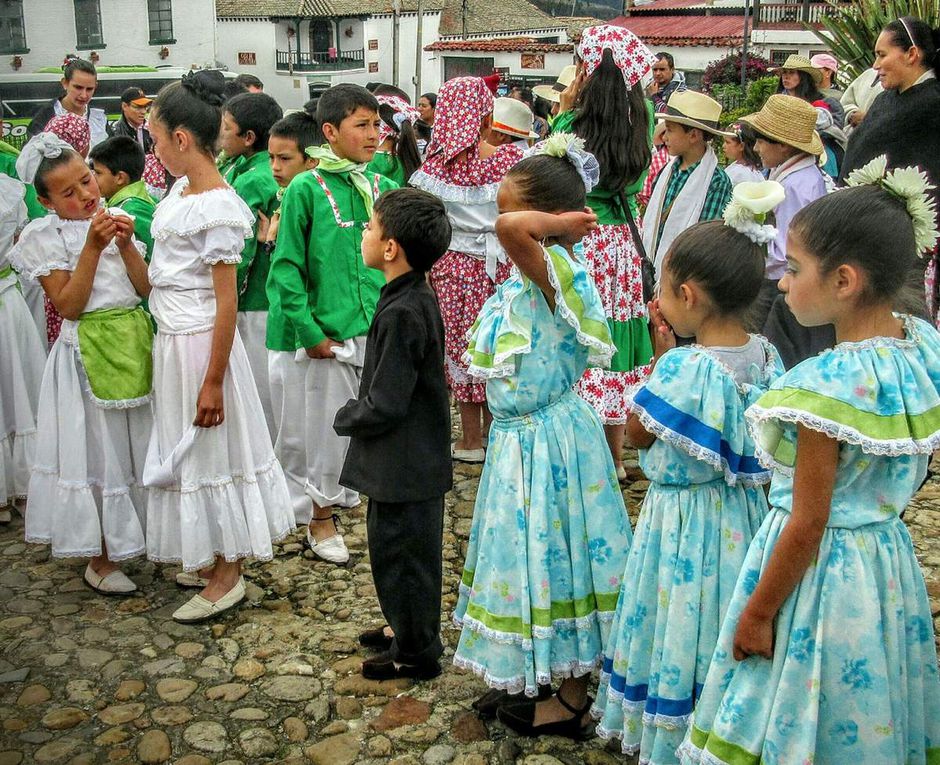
xmin=367 ymin=496 xmax=445 ymax=665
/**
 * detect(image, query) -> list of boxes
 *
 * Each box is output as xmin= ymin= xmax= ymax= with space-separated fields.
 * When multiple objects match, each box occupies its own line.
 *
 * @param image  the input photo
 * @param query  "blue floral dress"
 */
xmin=592 ymin=340 xmax=784 ymax=763
xmin=452 ymin=243 xmax=633 ymax=696
xmin=679 ymin=315 xmax=940 ymax=765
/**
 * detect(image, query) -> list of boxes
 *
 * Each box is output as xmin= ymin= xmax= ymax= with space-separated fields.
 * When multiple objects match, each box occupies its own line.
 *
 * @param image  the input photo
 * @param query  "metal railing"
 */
xmin=755 ymin=2 xmax=837 ymax=25
xmin=275 ymin=49 xmax=365 ymax=72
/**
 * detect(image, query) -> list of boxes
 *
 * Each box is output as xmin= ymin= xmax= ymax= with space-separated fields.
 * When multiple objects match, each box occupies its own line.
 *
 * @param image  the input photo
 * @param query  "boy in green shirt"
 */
xmin=270 ymin=84 xmax=398 ymax=563
xmin=260 ymin=110 xmax=319 ymax=523
xmin=88 ymin=136 xmax=157 ymax=257
xmin=219 ymin=92 xmax=283 ymax=439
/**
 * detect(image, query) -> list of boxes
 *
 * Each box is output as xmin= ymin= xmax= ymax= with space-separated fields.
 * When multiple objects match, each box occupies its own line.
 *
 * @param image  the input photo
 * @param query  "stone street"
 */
xmin=1 ymin=454 xmax=938 ymax=765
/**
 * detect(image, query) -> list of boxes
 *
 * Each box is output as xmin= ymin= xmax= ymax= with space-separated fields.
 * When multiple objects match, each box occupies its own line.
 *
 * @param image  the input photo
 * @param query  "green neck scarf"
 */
xmin=306 ymin=144 xmax=375 ymax=216
xmin=108 ymin=180 xmax=156 ymax=208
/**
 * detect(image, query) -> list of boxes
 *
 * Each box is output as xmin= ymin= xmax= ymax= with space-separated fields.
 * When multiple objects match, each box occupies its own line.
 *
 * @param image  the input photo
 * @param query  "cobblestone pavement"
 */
xmin=1 ymin=455 xmax=938 ymax=765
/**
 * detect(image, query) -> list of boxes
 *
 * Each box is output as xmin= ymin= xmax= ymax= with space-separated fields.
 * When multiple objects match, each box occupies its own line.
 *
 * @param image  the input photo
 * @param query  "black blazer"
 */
xmin=334 ymin=271 xmax=452 ymax=503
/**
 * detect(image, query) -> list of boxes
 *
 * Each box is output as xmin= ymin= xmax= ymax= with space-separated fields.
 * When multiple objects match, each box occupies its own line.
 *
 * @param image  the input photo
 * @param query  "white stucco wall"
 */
xmin=15 ymin=0 xmax=216 ymax=71
xmin=431 ymin=49 xmax=574 ymax=91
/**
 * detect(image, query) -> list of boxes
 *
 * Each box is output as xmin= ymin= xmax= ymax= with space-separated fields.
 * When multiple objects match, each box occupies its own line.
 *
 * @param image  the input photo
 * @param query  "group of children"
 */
xmin=1 ymin=26 xmax=940 ymax=761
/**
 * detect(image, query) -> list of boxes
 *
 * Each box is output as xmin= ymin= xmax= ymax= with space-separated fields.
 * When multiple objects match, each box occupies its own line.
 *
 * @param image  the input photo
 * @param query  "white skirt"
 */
xmin=145 ymin=326 xmax=295 ymax=571
xmin=25 ymin=322 xmax=150 ymax=560
xmin=236 ymin=310 xmax=275 ymax=442
xmin=0 ymin=280 xmax=47 ymax=505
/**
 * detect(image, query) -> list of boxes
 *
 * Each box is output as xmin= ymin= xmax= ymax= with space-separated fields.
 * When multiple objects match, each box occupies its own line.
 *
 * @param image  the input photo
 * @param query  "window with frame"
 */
xmin=148 ymin=0 xmax=174 ymax=44
xmin=73 ymin=0 xmax=104 ymax=49
xmin=0 ymin=0 xmax=27 ymax=54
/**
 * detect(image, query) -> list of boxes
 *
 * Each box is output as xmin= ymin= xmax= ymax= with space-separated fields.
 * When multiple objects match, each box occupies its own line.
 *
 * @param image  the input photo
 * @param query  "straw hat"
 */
xmin=532 ymin=65 xmax=577 ymax=103
xmin=740 ymin=94 xmax=824 ymax=156
xmin=655 ymin=90 xmax=734 ymax=137
xmin=491 ymin=97 xmax=539 ymax=140
xmin=770 ymin=54 xmax=824 ymax=86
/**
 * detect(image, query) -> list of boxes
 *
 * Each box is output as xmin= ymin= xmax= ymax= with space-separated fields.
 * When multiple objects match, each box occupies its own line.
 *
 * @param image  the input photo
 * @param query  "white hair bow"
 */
xmin=15 ymin=132 xmax=74 ymax=185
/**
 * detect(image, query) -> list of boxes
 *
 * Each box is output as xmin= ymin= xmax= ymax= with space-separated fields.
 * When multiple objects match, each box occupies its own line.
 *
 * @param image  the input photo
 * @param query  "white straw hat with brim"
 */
xmin=491 ymin=97 xmax=539 ymax=140
xmin=770 ymin=54 xmax=824 ymax=86
xmin=655 ymin=90 xmax=734 ymax=137
xmin=532 ymin=64 xmax=577 ymax=104
xmin=740 ymin=94 xmax=825 ymax=156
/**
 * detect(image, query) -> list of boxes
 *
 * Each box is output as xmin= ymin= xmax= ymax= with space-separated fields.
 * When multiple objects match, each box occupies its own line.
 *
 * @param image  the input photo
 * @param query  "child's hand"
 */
xmin=257 ymin=211 xmax=271 ymax=243
xmin=732 ymin=608 xmax=774 ymax=661
xmin=306 ymin=338 xmax=342 ymax=359
xmin=555 ymin=209 xmax=598 ymax=246
xmin=86 ymin=209 xmax=116 ymax=251
xmin=647 ymin=299 xmax=676 ymax=357
xmin=112 ymin=215 xmax=135 ymax=249
xmin=558 ymin=68 xmax=586 ymax=113
xmin=194 ymin=380 xmax=224 ymax=428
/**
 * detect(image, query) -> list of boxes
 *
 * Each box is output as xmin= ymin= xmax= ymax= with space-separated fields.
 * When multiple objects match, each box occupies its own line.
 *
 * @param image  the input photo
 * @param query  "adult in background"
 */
xmin=234 ymin=74 xmax=263 ymax=93
xmin=840 ymin=67 xmax=883 ymax=132
xmin=649 ymin=52 xmax=686 ymax=112
xmin=108 ymin=87 xmax=153 ymax=149
xmin=810 ymin=53 xmax=843 ymax=98
xmin=554 ymin=24 xmax=656 ymax=479
xmin=840 ymin=16 xmax=940 ymax=322
xmin=772 ymin=54 xmax=845 ymax=127
xmin=416 ymin=92 xmax=436 ymax=154
xmin=26 ymin=58 xmax=107 ymax=148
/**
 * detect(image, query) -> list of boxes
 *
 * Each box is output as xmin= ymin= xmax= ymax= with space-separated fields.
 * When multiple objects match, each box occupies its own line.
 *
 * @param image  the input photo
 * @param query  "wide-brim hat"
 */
xmin=492 ymin=97 xmax=539 ymax=140
xmin=532 ymin=64 xmax=577 ymax=104
xmin=770 ymin=54 xmax=824 ymax=86
xmin=740 ymin=94 xmax=824 ymax=155
xmin=655 ymin=90 xmax=734 ymax=137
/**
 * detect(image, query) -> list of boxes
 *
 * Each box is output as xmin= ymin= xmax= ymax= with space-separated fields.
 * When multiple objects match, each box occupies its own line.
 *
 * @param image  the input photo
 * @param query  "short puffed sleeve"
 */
xmin=10 ymin=216 xmax=72 ymax=279
xmin=634 ymin=340 xmax=784 ymax=486
xmin=198 ymin=224 xmax=249 ymax=265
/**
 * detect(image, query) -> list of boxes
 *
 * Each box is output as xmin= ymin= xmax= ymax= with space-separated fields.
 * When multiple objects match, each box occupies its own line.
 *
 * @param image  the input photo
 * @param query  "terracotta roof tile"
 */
xmin=609 ymin=14 xmax=745 ymax=46
xmin=438 ymin=0 xmax=565 ymax=36
xmin=425 ymin=38 xmax=574 ymax=52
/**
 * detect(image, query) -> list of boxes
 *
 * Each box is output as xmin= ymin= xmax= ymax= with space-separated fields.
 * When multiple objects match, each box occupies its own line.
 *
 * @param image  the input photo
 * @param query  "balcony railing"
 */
xmin=275 ymin=49 xmax=365 ymax=72
xmin=755 ymin=2 xmax=838 ymax=26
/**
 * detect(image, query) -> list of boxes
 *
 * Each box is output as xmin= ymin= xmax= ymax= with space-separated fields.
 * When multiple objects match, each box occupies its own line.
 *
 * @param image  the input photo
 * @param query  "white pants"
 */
xmin=268 ymin=337 xmax=365 ymax=522
xmin=20 ymin=277 xmax=47 ymax=347
xmin=237 ymin=311 xmax=275 ymax=442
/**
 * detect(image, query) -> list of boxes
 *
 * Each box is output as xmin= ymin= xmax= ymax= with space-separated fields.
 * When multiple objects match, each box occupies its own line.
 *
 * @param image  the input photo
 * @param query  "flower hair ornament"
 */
xmin=845 ymin=155 xmax=940 ymax=255
xmin=722 ymin=181 xmax=785 ymax=245
xmin=523 ymin=132 xmax=601 ymax=193
xmin=15 ymin=132 xmax=74 ymax=185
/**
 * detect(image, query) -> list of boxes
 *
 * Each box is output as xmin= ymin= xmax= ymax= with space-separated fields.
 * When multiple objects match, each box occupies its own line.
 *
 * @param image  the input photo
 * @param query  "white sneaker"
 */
xmin=172 ymin=577 xmax=245 ymax=623
xmin=0 ymin=508 xmax=11 ymax=524
xmin=307 ymin=527 xmax=350 ymax=564
xmin=175 ymin=571 xmax=211 ymax=589
xmin=84 ymin=564 xmax=138 ymax=595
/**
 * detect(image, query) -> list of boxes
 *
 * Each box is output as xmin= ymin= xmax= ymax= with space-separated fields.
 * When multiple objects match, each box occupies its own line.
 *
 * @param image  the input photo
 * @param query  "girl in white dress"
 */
xmin=145 ymin=70 xmax=294 ymax=623
xmin=11 ymin=133 xmax=153 ymax=594
xmin=0 ymin=168 xmax=46 ymax=522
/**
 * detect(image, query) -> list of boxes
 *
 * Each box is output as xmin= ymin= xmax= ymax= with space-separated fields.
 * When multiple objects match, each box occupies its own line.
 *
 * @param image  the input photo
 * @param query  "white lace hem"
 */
xmin=452 ymin=654 xmax=600 ymax=696
xmin=409 ymin=170 xmax=500 ymax=204
xmin=632 ymin=399 xmax=771 ymax=487
xmin=29 ymin=466 xmax=142 ymax=497
xmin=147 ymin=527 xmax=290 ymax=572
xmin=675 ymin=739 xmax=730 ymax=765
xmin=201 ymin=250 xmax=243 ymax=265
xmin=23 ymin=536 xmax=145 ymax=561
xmin=88 ymin=391 xmax=153 ymax=410
xmin=746 ymin=404 xmax=940 ymax=475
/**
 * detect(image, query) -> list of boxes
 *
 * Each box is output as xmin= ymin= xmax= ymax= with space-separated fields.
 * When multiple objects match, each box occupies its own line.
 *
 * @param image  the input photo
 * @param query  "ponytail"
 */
xmin=394 ymin=120 xmax=422 ymax=181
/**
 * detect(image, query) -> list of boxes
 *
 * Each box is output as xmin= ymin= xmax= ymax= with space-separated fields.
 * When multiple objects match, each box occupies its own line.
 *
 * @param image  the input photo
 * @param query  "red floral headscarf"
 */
xmin=577 ymin=24 xmax=657 ymax=91
xmin=426 ymin=77 xmax=494 ymax=164
xmin=43 ymin=113 xmax=91 ymax=158
xmin=377 ymin=94 xmax=420 ymax=146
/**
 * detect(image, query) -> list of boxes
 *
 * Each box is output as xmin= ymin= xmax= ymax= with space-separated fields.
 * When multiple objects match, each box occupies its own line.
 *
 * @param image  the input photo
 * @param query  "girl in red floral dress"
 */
xmin=412 ymin=77 xmax=524 ymax=461
xmin=552 ymin=25 xmax=657 ymax=478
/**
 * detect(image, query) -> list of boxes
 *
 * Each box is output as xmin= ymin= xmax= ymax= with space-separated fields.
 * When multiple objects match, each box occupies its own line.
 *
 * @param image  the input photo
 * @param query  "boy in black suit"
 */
xmin=333 ymin=188 xmax=453 ymax=680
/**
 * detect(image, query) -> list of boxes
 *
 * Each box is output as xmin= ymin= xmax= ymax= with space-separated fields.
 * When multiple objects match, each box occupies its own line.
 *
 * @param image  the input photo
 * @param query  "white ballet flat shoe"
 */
xmin=0 ymin=508 xmax=11 ymax=524
xmin=172 ymin=577 xmax=245 ymax=623
xmin=84 ymin=564 xmax=138 ymax=596
xmin=175 ymin=571 xmax=211 ymax=589
xmin=451 ymin=443 xmax=486 ymax=463
xmin=307 ymin=528 xmax=350 ymax=564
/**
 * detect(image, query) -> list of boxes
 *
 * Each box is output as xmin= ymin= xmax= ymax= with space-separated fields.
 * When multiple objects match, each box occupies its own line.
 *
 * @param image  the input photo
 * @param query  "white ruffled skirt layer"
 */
xmin=0 ymin=279 xmax=47 ymax=505
xmin=145 ymin=323 xmax=295 ymax=571
xmin=25 ymin=321 xmax=150 ymax=559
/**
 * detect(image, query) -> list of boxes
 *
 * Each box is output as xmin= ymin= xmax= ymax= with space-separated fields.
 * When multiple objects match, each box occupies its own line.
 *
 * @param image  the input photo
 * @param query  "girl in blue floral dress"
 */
xmin=453 ymin=135 xmax=633 ymax=738
xmin=679 ymin=160 xmax=940 ymax=764
xmin=592 ymin=200 xmax=786 ymax=763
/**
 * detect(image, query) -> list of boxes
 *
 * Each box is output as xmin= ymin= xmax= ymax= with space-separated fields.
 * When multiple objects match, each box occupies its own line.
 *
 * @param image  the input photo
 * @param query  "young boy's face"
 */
xmin=220 ymin=111 xmax=251 ymax=159
xmin=89 ymin=161 xmax=123 ymax=201
xmin=323 ymin=106 xmax=380 ymax=164
xmin=754 ymin=137 xmax=801 ymax=170
xmin=361 ymin=211 xmax=388 ymax=271
xmin=663 ymin=121 xmax=696 ymax=158
xmin=268 ymin=135 xmax=314 ymax=188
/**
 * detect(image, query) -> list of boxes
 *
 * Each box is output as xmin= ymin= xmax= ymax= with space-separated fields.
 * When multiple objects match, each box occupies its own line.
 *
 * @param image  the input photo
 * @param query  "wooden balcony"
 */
xmin=753 ymin=1 xmax=840 ymax=27
xmin=275 ymin=48 xmax=365 ymax=72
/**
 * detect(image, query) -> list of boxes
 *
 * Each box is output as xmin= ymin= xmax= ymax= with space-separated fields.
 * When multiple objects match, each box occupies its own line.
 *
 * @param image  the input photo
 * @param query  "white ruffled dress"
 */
xmin=0 ymin=174 xmax=46 ymax=507
xmin=10 ymin=212 xmax=150 ymax=559
xmin=145 ymin=180 xmax=294 ymax=571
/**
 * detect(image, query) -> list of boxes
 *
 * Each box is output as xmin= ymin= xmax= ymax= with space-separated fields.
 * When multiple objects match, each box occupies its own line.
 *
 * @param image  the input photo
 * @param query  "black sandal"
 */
xmin=496 ymin=692 xmax=594 ymax=740
xmin=358 ymin=625 xmax=394 ymax=651
xmin=472 ymin=684 xmax=552 ymax=720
